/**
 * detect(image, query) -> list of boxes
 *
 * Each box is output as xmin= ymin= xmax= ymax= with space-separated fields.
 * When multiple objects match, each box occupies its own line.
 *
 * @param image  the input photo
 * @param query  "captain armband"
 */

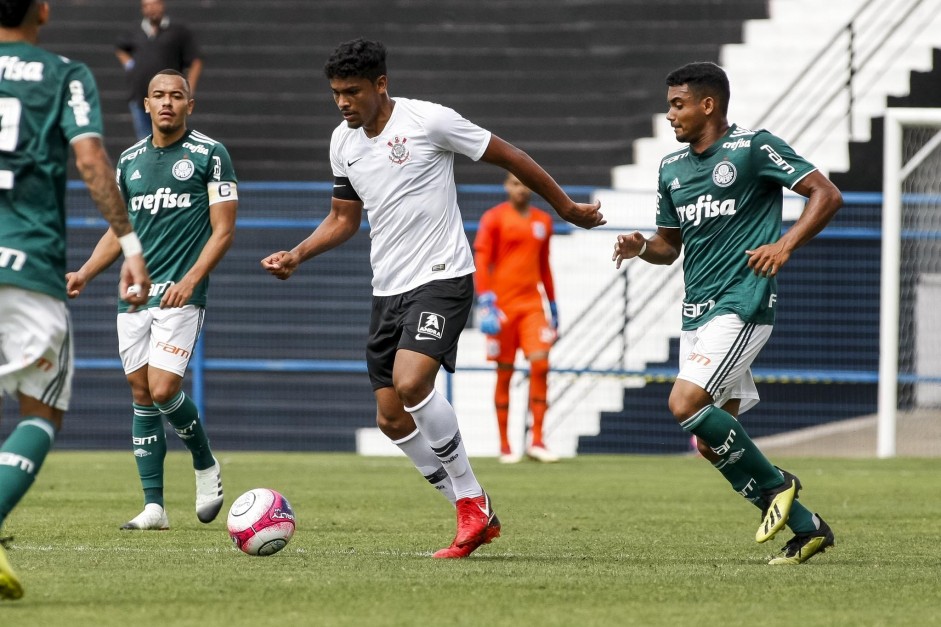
xmin=332 ymin=176 xmax=361 ymax=202
xmin=208 ymin=181 xmax=238 ymax=205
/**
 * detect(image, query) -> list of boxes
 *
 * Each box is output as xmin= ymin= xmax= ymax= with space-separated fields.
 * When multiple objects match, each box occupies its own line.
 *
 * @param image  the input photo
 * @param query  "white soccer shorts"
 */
xmin=0 ymin=286 xmax=74 ymax=410
xmin=677 ymin=313 xmax=773 ymax=415
xmin=117 ymin=305 xmax=204 ymax=377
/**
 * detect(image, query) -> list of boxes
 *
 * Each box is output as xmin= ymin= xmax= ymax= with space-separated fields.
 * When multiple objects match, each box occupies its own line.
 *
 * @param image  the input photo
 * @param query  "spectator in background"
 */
xmin=474 ymin=173 xmax=559 ymax=464
xmin=115 ymin=0 xmax=202 ymax=139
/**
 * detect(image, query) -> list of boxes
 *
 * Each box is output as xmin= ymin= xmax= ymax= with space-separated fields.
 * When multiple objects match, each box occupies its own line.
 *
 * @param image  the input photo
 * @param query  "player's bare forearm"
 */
xmin=72 ymin=138 xmax=134 ymax=237
xmin=613 ymin=228 xmax=681 ymax=269
xmin=66 ymin=229 xmax=122 ymax=297
xmin=746 ymin=171 xmax=842 ymax=276
xmin=481 ymin=135 xmax=605 ymax=229
xmin=261 ymin=198 xmax=362 ymax=279
xmin=166 ymin=202 xmax=237 ymax=307
xmin=777 ymin=171 xmax=843 ymax=252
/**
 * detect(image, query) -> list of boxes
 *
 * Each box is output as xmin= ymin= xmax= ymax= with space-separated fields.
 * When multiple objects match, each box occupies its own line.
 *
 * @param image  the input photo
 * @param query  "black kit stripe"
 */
xmin=705 ymin=322 xmax=755 ymax=397
xmin=195 ymin=307 xmax=206 ymax=341
xmin=41 ymin=320 xmax=71 ymax=406
xmin=424 ymin=467 xmax=449 ymax=485
xmin=431 ymin=431 xmax=462 ymax=459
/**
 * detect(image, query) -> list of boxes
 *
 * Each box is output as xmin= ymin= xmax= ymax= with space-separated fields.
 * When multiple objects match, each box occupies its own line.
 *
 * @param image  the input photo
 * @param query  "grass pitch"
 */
xmin=2 ymin=452 xmax=940 ymax=626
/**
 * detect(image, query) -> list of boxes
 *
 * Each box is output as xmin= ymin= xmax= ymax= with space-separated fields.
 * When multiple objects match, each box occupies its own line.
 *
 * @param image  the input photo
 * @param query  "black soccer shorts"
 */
xmin=365 ymin=274 xmax=474 ymax=390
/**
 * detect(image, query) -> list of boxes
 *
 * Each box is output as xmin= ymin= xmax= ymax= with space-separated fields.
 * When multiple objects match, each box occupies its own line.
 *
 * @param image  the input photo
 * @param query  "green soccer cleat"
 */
xmin=768 ymin=516 xmax=835 ymax=565
xmin=756 ymin=468 xmax=802 ymax=543
xmin=0 ymin=538 xmax=24 ymax=601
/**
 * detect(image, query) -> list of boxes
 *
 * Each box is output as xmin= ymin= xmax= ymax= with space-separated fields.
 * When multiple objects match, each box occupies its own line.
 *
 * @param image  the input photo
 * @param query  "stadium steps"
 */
xmin=831 ymin=47 xmax=941 ymax=192
xmin=42 ymin=0 xmax=765 ymax=186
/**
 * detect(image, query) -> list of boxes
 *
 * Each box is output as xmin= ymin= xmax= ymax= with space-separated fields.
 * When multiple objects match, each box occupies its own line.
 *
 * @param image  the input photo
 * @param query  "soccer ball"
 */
xmin=227 ymin=488 xmax=296 ymax=556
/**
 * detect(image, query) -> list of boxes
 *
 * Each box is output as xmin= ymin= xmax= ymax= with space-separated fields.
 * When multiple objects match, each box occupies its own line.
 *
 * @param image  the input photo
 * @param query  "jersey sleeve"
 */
xmin=208 ymin=143 xmax=238 ymax=183
xmin=751 ymin=130 xmax=817 ymax=189
xmin=329 ymin=125 xmax=347 ymax=178
xmin=655 ymin=165 xmax=679 ymax=228
xmin=423 ymin=103 xmax=492 ymax=162
xmin=60 ymin=63 xmax=104 ymax=143
xmin=473 ymin=209 xmax=498 ymax=295
xmin=207 ymin=143 xmax=238 ymax=206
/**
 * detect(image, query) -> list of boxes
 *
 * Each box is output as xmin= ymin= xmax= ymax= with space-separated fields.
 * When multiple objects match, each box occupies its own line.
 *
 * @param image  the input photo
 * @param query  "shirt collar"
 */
xmin=141 ymin=16 xmax=171 ymax=38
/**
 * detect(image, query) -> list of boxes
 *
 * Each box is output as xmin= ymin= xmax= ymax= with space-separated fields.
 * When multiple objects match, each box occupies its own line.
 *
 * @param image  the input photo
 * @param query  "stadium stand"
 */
xmin=42 ymin=0 xmax=767 ymax=186
xmin=831 ymin=47 xmax=941 ymax=192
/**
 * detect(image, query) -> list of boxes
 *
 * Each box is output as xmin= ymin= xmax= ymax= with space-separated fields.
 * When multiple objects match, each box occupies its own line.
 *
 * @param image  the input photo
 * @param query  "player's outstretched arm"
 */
xmin=480 ymin=135 xmax=605 ymax=230
xmin=261 ymin=197 xmax=363 ymax=280
xmin=66 ymin=228 xmax=122 ymax=298
xmin=72 ymin=136 xmax=150 ymax=306
xmin=613 ymin=227 xmax=682 ymax=269
xmin=745 ymin=171 xmax=843 ymax=277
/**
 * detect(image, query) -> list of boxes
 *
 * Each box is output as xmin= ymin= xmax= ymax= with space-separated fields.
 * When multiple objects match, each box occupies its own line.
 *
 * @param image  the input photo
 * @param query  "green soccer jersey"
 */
xmin=0 ymin=42 xmax=105 ymax=300
xmin=656 ymin=124 xmax=816 ymax=330
xmin=116 ymin=129 xmax=237 ymax=313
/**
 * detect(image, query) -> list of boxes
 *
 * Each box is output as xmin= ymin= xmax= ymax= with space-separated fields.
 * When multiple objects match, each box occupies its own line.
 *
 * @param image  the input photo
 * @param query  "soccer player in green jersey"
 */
xmin=0 ymin=0 xmax=150 ymax=600
xmin=67 ymin=70 xmax=237 ymax=532
xmin=612 ymin=62 xmax=843 ymax=565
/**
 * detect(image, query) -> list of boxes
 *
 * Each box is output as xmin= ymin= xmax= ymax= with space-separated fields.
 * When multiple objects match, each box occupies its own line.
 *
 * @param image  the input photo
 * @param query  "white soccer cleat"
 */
xmin=526 ymin=445 xmax=560 ymax=463
xmin=120 ymin=503 xmax=170 ymax=530
xmin=499 ymin=452 xmax=522 ymax=464
xmin=195 ymin=458 xmax=224 ymax=523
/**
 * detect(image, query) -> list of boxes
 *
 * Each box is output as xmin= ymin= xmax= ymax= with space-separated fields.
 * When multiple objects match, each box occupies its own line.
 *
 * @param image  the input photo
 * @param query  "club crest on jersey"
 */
xmin=712 ymin=161 xmax=736 ymax=187
xmin=416 ymin=312 xmax=444 ymax=340
xmin=172 ymin=159 xmax=195 ymax=181
xmin=531 ymin=221 xmax=547 ymax=240
xmin=388 ymin=136 xmax=410 ymax=165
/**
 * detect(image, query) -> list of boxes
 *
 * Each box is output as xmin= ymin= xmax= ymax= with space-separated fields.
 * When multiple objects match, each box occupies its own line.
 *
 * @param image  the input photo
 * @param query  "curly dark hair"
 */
xmin=666 ymin=62 xmax=730 ymax=116
xmin=323 ymin=38 xmax=387 ymax=82
xmin=0 ymin=0 xmax=34 ymax=28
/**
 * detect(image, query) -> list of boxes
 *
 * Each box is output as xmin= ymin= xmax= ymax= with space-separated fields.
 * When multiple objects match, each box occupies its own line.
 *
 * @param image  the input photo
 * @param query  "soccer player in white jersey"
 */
xmin=613 ymin=62 xmax=843 ymax=565
xmin=67 ymin=70 xmax=237 ymax=532
xmin=262 ymin=38 xmax=604 ymax=559
xmin=0 ymin=0 xmax=150 ymax=600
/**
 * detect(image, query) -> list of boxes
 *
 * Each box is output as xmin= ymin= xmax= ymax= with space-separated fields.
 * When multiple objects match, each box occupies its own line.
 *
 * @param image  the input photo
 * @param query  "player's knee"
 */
xmin=148 ymin=381 xmax=182 ymax=405
xmin=529 ymin=358 xmax=549 ymax=378
xmin=668 ymin=392 xmax=702 ymax=422
xmin=375 ymin=408 xmax=415 ymax=440
xmin=392 ymin=376 xmax=433 ymax=409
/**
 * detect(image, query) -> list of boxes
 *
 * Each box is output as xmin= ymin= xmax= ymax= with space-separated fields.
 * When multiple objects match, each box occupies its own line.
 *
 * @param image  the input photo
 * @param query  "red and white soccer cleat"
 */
xmin=433 ymin=492 xmax=501 ymax=559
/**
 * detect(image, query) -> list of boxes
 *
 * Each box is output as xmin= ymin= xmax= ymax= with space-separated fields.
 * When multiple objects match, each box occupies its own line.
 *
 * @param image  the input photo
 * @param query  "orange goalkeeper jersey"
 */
xmin=474 ymin=202 xmax=555 ymax=311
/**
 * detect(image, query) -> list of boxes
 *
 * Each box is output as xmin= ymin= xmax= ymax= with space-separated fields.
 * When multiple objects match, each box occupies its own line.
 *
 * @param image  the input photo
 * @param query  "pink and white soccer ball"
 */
xmin=227 ymin=488 xmax=296 ymax=556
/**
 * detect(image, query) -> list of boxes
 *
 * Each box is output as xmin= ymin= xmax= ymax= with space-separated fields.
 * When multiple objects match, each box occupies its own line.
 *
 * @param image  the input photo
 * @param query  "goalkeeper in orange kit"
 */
xmin=474 ymin=173 xmax=559 ymax=463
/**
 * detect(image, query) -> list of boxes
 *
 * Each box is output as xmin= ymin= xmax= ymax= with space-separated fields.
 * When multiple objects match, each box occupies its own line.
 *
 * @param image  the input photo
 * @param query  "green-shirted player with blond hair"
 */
xmin=67 ymin=69 xmax=237 ymax=532
xmin=0 ymin=0 xmax=151 ymax=600
xmin=613 ymin=62 xmax=843 ymax=565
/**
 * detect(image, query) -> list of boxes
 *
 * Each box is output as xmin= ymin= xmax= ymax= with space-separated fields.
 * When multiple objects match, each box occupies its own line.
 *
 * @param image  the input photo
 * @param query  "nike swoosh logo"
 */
xmin=414 ymin=334 xmax=436 ymax=341
xmin=347 ymin=157 xmax=364 ymax=167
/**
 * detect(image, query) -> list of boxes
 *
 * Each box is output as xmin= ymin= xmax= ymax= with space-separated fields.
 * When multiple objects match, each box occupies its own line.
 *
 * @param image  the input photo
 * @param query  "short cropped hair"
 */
xmin=150 ymin=68 xmax=191 ymax=95
xmin=323 ymin=38 xmax=387 ymax=82
xmin=666 ymin=62 xmax=730 ymax=116
xmin=0 ymin=0 xmax=34 ymax=28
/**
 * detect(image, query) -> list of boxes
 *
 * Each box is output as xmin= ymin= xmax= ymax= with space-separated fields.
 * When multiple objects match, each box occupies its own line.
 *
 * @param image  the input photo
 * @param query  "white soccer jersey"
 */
xmin=330 ymin=97 xmax=491 ymax=295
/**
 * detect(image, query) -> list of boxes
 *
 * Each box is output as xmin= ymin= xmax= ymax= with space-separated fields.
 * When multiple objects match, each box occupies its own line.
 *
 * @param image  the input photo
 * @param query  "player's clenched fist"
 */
xmin=261 ymin=250 xmax=300 ymax=280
